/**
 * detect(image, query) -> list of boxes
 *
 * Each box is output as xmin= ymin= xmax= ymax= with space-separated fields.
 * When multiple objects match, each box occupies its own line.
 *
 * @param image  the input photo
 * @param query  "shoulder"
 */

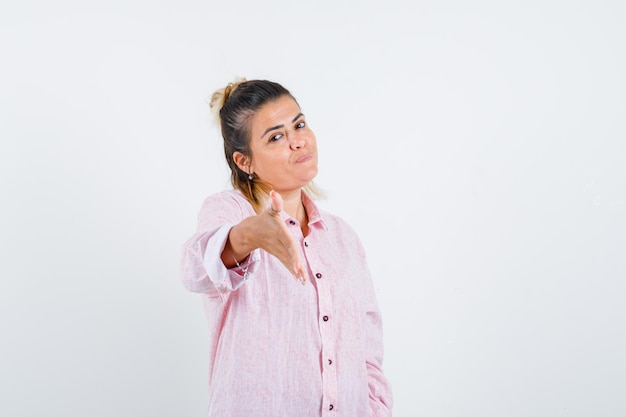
xmin=317 ymin=207 xmax=364 ymax=246
xmin=197 ymin=189 xmax=254 ymax=222
xmin=312 ymin=207 xmax=372 ymax=269
xmin=201 ymin=189 xmax=247 ymax=206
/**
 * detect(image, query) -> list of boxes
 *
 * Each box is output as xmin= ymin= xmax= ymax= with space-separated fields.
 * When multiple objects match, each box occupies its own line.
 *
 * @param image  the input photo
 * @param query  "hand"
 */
xmin=266 ymin=190 xmax=307 ymax=284
xmin=227 ymin=190 xmax=307 ymax=284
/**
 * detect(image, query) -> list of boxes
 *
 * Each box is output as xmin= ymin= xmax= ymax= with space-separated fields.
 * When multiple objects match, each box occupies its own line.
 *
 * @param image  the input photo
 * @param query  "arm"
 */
xmin=357 ymin=239 xmax=393 ymax=416
xmin=220 ymin=190 xmax=307 ymax=281
xmin=180 ymin=191 xmax=308 ymax=296
xmin=365 ymin=303 xmax=393 ymax=417
xmin=179 ymin=193 xmax=260 ymax=296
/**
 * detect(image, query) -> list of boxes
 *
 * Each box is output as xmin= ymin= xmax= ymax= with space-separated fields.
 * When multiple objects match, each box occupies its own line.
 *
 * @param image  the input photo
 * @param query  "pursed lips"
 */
xmin=294 ymin=153 xmax=313 ymax=163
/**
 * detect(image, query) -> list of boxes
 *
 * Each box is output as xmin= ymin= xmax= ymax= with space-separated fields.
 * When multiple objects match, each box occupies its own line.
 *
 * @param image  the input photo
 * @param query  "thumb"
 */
xmin=269 ymin=190 xmax=283 ymax=214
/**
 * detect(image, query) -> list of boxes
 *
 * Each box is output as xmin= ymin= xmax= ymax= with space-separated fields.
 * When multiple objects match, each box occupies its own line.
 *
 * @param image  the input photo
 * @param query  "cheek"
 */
xmin=256 ymin=150 xmax=288 ymax=172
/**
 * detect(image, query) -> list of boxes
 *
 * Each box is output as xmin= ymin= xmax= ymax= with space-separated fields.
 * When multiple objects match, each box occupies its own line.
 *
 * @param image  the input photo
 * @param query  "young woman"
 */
xmin=180 ymin=79 xmax=393 ymax=416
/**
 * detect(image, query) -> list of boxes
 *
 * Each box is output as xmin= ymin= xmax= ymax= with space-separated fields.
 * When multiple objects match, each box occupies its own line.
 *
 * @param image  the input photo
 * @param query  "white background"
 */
xmin=1 ymin=0 xmax=625 ymax=416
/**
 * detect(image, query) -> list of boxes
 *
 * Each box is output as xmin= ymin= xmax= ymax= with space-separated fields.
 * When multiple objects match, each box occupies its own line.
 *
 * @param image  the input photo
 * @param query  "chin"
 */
xmin=307 ymin=166 xmax=319 ymax=179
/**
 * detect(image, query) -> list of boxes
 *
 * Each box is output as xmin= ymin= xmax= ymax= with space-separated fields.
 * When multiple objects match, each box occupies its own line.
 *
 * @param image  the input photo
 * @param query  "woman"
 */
xmin=180 ymin=78 xmax=393 ymax=416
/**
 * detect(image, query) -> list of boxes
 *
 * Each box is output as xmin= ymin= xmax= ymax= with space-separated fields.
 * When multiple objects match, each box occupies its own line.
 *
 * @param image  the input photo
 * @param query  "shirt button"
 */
xmin=328 ymin=359 xmax=332 ymax=365
xmin=329 ymin=404 xmax=334 ymax=411
xmin=289 ymin=220 xmax=296 ymax=225
xmin=315 ymin=273 xmax=322 ymax=279
xmin=304 ymin=241 xmax=308 ymax=247
xmin=323 ymin=315 xmax=329 ymax=321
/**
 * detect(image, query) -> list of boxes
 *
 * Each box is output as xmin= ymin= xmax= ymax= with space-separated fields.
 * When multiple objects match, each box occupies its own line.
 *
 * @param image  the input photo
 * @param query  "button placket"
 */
xmin=305 ymin=236 xmax=337 ymax=415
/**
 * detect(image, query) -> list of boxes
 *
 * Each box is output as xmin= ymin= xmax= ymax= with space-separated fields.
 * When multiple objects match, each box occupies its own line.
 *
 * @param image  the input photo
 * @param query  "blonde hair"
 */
xmin=209 ymin=78 xmax=322 ymax=212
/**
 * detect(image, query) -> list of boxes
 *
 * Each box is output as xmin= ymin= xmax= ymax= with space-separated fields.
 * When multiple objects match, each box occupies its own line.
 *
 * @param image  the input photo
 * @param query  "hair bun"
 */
xmin=209 ymin=77 xmax=247 ymax=125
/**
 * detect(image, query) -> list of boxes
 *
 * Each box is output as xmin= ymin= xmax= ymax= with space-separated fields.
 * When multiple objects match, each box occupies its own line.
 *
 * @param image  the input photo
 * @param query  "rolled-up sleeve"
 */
xmin=180 ymin=192 xmax=260 ymax=297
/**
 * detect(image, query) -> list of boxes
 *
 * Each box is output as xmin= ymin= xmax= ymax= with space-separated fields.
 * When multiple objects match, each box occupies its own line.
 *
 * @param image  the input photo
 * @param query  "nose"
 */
xmin=288 ymin=133 xmax=305 ymax=150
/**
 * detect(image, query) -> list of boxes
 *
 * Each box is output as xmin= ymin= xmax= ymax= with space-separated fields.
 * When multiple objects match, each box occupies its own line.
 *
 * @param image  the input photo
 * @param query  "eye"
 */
xmin=295 ymin=121 xmax=306 ymax=129
xmin=269 ymin=133 xmax=283 ymax=142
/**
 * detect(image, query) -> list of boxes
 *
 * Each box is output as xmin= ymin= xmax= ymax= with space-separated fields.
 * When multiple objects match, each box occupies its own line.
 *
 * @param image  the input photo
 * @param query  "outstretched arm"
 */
xmin=222 ymin=190 xmax=307 ymax=283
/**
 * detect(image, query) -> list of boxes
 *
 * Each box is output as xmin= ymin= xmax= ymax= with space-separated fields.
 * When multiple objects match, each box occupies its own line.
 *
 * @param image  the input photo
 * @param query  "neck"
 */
xmin=280 ymin=189 xmax=306 ymax=223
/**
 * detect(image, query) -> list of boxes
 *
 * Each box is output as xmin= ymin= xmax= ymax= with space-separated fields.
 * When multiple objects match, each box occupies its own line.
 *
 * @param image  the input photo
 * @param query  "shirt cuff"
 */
xmin=202 ymin=223 xmax=261 ymax=292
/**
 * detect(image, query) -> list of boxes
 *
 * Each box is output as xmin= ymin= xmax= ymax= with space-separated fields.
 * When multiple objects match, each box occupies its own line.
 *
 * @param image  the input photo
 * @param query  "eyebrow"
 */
xmin=260 ymin=113 xmax=305 ymax=139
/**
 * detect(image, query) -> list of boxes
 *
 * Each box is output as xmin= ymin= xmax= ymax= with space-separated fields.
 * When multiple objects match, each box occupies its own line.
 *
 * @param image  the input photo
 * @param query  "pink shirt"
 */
xmin=180 ymin=189 xmax=393 ymax=417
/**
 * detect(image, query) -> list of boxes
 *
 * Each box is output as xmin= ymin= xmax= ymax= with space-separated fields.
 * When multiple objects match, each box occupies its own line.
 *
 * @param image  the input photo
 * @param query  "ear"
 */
xmin=233 ymin=151 xmax=251 ymax=174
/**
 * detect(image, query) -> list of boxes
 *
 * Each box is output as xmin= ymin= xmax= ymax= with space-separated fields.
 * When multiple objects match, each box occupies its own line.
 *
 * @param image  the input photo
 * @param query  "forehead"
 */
xmin=249 ymin=96 xmax=301 ymax=133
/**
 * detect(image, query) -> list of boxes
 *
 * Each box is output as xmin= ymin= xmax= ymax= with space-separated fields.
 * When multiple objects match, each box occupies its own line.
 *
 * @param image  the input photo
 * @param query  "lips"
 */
xmin=295 ymin=153 xmax=313 ymax=163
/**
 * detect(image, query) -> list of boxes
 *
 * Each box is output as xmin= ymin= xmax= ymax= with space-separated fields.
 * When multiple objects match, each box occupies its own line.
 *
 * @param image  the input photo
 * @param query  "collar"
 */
xmin=301 ymin=189 xmax=328 ymax=231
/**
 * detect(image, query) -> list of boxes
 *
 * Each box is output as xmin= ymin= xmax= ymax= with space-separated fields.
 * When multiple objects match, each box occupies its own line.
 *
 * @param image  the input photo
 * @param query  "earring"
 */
xmin=248 ymin=173 xmax=254 ymax=181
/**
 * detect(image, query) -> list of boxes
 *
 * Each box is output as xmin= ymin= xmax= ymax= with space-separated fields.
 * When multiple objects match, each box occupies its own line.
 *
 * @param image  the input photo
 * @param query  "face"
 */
xmin=239 ymin=95 xmax=318 ymax=193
